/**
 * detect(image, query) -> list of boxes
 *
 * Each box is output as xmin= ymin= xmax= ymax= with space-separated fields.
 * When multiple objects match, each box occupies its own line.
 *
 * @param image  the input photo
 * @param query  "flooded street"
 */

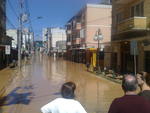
xmin=0 ymin=54 xmax=123 ymax=113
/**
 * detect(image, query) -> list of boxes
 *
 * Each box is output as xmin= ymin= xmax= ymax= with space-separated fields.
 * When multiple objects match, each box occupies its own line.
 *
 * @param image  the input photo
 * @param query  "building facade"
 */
xmin=0 ymin=0 xmax=6 ymax=44
xmin=6 ymin=29 xmax=18 ymax=49
xmin=42 ymin=27 xmax=66 ymax=55
xmin=0 ymin=0 xmax=7 ymax=69
xmin=112 ymin=0 xmax=150 ymax=73
xmin=66 ymin=4 xmax=112 ymax=68
xmin=22 ymin=28 xmax=34 ymax=52
xmin=50 ymin=28 xmax=66 ymax=53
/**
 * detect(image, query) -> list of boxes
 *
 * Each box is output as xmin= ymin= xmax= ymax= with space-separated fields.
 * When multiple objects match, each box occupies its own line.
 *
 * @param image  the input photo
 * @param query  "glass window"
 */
xmin=116 ymin=13 xmax=123 ymax=23
xmin=131 ymin=2 xmax=144 ymax=17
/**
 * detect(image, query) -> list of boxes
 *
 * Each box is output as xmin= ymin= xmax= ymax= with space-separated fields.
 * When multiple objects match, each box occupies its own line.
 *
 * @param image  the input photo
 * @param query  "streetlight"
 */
xmin=93 ymin=28 xmax=103 ymax=73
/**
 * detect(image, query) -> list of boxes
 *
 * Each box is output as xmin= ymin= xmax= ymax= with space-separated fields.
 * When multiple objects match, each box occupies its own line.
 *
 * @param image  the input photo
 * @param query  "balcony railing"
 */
xmin=76 ymin=38 xmax=81 ymax=44
xmin=76 ymin=23 xmax=81 ymax=30
xmin=117 ymin=17 xmax=147 ymax=33
xmin=67 ymin=30 xmax=72 ymax=34
xmin=67 ymin=42 xmax=71 ymax=46
xmin=115 ymin=0 xmax=133 ymax=4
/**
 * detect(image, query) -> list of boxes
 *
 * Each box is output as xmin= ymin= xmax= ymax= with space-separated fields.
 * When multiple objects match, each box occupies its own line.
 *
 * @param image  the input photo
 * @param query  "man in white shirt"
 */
xmin=41 ymin=82 xmax=87 ymax=113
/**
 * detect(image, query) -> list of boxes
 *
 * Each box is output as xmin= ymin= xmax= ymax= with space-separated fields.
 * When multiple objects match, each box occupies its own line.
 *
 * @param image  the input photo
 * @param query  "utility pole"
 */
xmin=18 ymin=0 xmax=23 ymax=70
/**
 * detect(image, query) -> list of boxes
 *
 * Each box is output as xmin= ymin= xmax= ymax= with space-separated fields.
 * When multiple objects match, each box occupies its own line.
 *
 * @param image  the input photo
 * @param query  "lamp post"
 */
xmin=93 ymin=28 xmax=103 ymax=73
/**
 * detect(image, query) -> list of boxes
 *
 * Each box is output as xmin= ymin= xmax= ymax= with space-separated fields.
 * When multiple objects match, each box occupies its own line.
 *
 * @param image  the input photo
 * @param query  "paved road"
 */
xmin=0 ymin=53 xmax=123 ymax=113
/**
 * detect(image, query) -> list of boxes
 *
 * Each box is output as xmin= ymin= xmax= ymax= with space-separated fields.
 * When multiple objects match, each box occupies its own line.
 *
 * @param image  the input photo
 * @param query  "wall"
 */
xmin=86 ymin=4 xmax=112 ymax=48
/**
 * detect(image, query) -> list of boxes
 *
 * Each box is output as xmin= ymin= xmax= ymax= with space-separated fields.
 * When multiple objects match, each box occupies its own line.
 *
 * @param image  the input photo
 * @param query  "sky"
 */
xmin=6 ymin=0 xmax=101 ymax=40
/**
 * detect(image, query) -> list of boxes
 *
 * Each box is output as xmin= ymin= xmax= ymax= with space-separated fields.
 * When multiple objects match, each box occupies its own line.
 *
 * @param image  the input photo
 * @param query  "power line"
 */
xmin=7 ymin=0 xmax=19 ymax=19
xmin=24 ymin=0 xmax=34 ymax=32
xmin=0 ymin=5 xmax=17 ymax=29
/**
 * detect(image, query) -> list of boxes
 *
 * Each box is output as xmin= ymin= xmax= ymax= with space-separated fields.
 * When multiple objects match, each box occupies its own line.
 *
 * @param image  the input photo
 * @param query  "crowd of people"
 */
xmin=40 ymin=72 xmax=150 ymax=113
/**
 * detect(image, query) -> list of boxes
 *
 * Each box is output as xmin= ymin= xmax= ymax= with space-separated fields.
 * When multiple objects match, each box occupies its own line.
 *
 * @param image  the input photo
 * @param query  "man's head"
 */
xmin=122 ymin=74 xmax=138 ymax=92
xmin=61 ymin=82 xmax=76 ymax=99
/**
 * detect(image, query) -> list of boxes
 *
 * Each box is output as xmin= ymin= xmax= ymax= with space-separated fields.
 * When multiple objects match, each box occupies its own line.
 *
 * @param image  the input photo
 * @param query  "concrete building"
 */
xmin=50 ymin=28 xmax=66 ymax=53
xmin=112 ymin=0 xmax=150 ymax=73
xmin=6 ymin=29 xmax=18 ymax=49
xmin=66 ymin=3 xmax=112 ymax=67
xmin=42 ymin=28 xmax=50 ymax=53
xmin=22 ymin=28 xmax=34 ymax=52
xmin=0 ymin=0 xmax=6 ymax=45
xmin=0 ymin=0 xmax=7 ymax=69
xmin=42 ymin=27 xmax=66 ymax=55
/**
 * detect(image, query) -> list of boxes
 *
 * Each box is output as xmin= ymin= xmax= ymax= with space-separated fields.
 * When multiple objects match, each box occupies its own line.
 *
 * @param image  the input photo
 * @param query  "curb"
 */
xmin=88 ymin=71 xmax=121 ymax=84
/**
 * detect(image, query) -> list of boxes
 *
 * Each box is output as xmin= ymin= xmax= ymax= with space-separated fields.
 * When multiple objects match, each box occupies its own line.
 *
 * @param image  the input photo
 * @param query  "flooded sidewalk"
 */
xmin=0 ymin=54 xmax=123 ymax=113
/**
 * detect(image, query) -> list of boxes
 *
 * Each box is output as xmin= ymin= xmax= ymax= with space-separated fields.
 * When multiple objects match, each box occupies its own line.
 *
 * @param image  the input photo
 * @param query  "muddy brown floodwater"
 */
xmin=0 ymin=53 xmax=123 ymax=113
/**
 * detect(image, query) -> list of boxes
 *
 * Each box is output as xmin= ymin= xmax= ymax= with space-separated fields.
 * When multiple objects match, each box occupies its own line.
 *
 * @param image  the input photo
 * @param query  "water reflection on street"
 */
xmin=0 ymin=54 xmax=123 ymax=113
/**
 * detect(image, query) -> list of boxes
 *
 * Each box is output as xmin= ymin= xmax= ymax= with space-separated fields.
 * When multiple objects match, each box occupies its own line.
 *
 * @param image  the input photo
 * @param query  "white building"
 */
xmin=6 ymin=29 xmax=18 ymax=49
xmin=50 ymin=28 xmax=66 ymax=52
xmin=42 ymin=28 xmax=48 ymax=42
xmin=22 ymin=28 xmax=34 ymax=52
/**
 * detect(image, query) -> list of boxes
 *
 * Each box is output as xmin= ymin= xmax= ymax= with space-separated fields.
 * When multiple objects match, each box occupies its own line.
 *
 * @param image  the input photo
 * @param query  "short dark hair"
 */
xmin=145 ymin=73 xmax=150 ymax=87
xmin=61 ymin=82 xmax=76 ymax=99
xmin=122 ymin=74 xmax=138 ymax=92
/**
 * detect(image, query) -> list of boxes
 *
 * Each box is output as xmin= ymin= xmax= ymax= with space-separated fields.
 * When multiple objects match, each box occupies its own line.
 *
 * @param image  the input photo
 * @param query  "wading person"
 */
xmin=41 ymin=82 xmax=87 ymax=113
xmin=108 ymin=74 xmax=150 ymax=113
xmin=137 ymin=72 xmax=150 ymax=100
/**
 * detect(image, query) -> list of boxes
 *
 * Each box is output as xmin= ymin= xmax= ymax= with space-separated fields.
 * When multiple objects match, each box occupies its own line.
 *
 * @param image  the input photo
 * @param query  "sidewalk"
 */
xmin=0 ymin=68 xmax=18 ymax=97
xmin=87 ymin=70 xmax=122 ymax=84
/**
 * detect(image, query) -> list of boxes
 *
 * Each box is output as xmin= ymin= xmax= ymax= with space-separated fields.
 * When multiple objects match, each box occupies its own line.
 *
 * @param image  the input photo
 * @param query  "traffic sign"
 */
xmin=5 ymin=45 xmax=11 ymax=55
xmin=130 ymin=40 xmax=138 ymax=55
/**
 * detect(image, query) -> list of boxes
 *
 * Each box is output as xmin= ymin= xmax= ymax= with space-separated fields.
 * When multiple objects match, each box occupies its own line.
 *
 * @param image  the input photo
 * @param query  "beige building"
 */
xmin=112 ymin=0 xmax=150 ymax=73
xmin=66 ymin=3 xmax=112 ymax=67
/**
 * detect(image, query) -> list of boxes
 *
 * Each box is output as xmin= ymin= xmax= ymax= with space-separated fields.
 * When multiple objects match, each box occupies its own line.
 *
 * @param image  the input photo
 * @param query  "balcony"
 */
xmin=67 ymin=30 xmax=72 ymax=34
xmin=76 ymin=23 xmax=81 ymax=30
xmin=67 ymin=42 xmax=71 ymax=46
xmin=115 ymin=0 xmax=134 ymax=4
xmin=117 ymin=17 xmax=147 ymax=33
xmin=76 ymin=38 xmax=81 ymax=44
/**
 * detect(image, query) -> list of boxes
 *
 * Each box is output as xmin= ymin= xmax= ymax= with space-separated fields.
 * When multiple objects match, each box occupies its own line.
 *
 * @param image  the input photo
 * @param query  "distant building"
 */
xmin=66 ymin=3 xmax=112 ymax=66
xmin=42 ymin=27 xmax=66 ymax=55
xmin=50 ymin=28 xmax=66 ymax=53
xmin=100 ymin=0 xmax=112 ymax=5
xmin=56 ymin=40 xmax=66 ymax=52
xmin=42 ymin=28 xmax=51 ymax=54
xmin=22 ymin=28 xmax=34 ymax=52
xmin=6 ymin=29 xmax=18 ymax=49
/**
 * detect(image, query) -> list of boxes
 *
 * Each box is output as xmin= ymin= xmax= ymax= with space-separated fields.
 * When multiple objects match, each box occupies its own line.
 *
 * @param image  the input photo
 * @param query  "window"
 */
xmin=131 ymin=2 xmax=144 ymax=17
xmin=116 ymin=12 xmax=123 ymax=23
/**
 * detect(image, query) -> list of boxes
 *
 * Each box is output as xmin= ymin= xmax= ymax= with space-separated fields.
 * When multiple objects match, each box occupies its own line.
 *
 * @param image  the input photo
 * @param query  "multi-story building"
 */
xmin=66 ymin=3 xmax=112 ymax=67
xmin=42 ymin=27 xmax=66 ymax=55
xmin=6 ymin=29 xmax=18 ymax=49
xmin=50 ymin=28 xmax=66 ymax=53
xmin=112 ymin=0 xmax=150 ymax=73
xmin=42 ymin=28 xmax=51 ymax=54
xmin=0 ymin=0 xmax=6 ymax=44
xmin=22 ymin=28 xmax=34 ymax=52
xmin=0 ymin=0 xmax=7 ymax=69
